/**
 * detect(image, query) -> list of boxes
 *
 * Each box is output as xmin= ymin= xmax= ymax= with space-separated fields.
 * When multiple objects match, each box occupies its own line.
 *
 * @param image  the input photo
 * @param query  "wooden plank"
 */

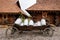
xmin=47 ymin=14 xmax=55 ymax=24
xmin=0 ymin=25 xmax=8 ymax=28
xmin=56 ymin=15 xmax=60 ymax=26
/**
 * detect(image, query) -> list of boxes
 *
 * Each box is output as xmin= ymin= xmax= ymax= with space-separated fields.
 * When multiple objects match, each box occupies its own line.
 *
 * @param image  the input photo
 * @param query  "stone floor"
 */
xmin=0 ymin=26 xmax=60 ymax=40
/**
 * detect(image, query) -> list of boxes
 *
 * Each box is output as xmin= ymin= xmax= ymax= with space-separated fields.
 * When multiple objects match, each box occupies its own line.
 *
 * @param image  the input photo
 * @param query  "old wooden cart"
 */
xmin=5 ymin=18 xmax=55 ymax=38
xmin=5 ymin=11 xmax=56 ymax=38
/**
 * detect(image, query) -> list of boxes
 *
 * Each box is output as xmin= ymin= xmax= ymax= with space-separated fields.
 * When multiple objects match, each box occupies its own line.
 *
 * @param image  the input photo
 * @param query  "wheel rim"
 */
xmin=44 ymin=28 xmax=54 ymax=36
xmin=5 ymin=27 xmax=19 ymax=38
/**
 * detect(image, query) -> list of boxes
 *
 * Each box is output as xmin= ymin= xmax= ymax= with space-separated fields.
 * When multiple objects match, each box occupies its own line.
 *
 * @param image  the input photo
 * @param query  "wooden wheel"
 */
xmin=5 ymin=26 xmax=19 ymax=38
xmin=43 ymin=27 xmax=54 ymax=37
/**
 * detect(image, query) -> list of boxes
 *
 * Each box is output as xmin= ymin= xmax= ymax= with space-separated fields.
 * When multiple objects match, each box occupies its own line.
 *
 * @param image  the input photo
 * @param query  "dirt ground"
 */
xmin=0 ymin=26 xmax=60 ymax=40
